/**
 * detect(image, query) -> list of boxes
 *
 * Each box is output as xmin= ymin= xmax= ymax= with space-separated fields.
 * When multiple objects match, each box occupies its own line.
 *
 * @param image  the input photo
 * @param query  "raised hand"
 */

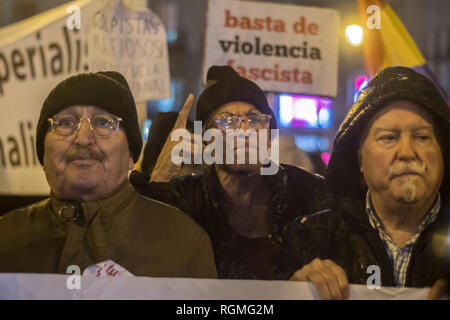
xmin=150 ymin=94 xmax=200 ymax=182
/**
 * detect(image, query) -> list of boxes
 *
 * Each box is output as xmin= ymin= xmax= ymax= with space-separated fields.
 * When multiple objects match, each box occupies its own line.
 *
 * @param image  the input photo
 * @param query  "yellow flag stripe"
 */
xmin=379 ymin=5 xmax=426 ymax=68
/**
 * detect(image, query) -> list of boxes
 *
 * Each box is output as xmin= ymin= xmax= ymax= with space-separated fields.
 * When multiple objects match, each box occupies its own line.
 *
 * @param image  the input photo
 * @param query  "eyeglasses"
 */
xmin=48 ymin=114 xmax=123 ymax=137
xmin=214 ymin=114 xmax=272 ymax=130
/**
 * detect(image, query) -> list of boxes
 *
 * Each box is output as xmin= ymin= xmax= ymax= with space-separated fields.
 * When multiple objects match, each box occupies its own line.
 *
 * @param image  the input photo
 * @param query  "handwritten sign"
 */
xmin=82 ymin=260 xmax=134 ymax=277
xmin=87 ymin=0 xmax=171 ymax=102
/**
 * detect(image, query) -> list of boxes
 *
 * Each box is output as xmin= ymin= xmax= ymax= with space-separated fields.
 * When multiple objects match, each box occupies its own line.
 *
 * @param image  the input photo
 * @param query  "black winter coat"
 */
xmin=130 ymin=164 xmax=332 ymax=279
xmin=282 ymin=198 xmax=450 ymax=287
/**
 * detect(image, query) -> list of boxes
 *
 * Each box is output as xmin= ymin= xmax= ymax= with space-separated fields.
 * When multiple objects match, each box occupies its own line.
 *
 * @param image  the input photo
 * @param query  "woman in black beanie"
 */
xmin=131 ymin=65 xmax=333 ymax=280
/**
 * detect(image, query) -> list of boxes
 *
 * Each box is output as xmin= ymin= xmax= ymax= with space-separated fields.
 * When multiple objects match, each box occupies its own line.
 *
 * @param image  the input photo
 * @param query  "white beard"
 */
xmin=399 ymin=176 xmax=418 ymax=203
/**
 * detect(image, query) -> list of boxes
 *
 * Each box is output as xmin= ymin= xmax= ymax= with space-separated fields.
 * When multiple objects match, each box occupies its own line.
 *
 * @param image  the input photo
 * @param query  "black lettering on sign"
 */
xmin=217 ymin=36 xmax=322 ymax=61
xmin=0 ymin=52 xmax=10 ymax=95
xmin=0 ymin=121 xmax=39 ymax=168
xmin=0 ymin=27 xmax=89 ymax=97
xmin=8 ymin=136 xmax=20 ymax=167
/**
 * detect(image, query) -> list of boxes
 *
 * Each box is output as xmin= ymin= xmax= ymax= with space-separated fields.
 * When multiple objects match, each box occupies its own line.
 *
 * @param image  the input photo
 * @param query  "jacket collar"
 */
xmin=49 ymin=179 xmax=135 ymax=226
xmin=339 ymin=190 xmax=450 ymax=233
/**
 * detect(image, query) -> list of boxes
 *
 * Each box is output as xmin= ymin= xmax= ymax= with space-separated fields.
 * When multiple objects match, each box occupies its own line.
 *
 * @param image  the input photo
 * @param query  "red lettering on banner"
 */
xmin=106 ymin=264 xmax=119 ymax=276
xmin=224 ymin=10 xmax=319 ymax=35
xmin=224 ymin=10 xmax=286 ymax=32
xmin=96 ymin=266 xmax=104 ymax=277
xmin=227 ymin=60 xmax=313 ymax=84
xmin=293 ymin=17 xmax=319 ymax=35
xmin=261 ymin=69 xmax=272 ymax=81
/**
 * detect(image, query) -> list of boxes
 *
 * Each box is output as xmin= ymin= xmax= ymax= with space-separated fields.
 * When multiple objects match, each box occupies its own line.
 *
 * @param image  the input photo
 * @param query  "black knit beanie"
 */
xmin=326 ymin=66 xmax=450 ymax=201
xmin=36 ymin=71 xmax=143 ymax=165
xmin=196 ymin=65 xmax=277 ymax=129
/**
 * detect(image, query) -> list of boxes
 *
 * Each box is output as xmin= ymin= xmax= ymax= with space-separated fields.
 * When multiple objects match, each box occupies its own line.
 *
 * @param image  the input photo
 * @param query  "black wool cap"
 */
xmin=326 ymin=66 xmax=450 ymax=201
xmin=196 ymin=65 xmax=277 ymax=129
xmin=36 ymin=71 xmax=143 ymax=165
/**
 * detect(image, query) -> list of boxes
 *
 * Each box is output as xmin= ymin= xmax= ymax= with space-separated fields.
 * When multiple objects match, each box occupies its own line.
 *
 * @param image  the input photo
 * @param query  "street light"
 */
xmin=345 ymin=24 xmax=363 ymax=46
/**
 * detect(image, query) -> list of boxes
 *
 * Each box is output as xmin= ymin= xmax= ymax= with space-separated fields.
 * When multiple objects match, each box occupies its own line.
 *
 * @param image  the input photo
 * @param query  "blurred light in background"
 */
xmin=321 ymin=152 xmax=331 ymax=166
xmin=279 ymin=95 xmax=294 ymax=126
xmin=157 ymin=97 xmax=174 ymax=112
xmin=345 ymin=24 xmax=363 ymax=46
xmin=279 ymin=94 xmax=333 ymax=129
xmin=353 ymin=75 xmax=369 ymax=102
xmin=166 ymin=29 xmax=178 ymax=43
xmin=152 ymin=79 xmax=183 ymax=113
xmin=155 ymin=2 xmax=179 ymax=44
xmin=142 ymin=119 xmax=152 ymax=141
xmin=294 ymin=135 xmax=330 ymax=152
xmin=318 ymin=98 xmax=332 ymax=127
xmin=294 ymin=98 xmax=317 ymax=127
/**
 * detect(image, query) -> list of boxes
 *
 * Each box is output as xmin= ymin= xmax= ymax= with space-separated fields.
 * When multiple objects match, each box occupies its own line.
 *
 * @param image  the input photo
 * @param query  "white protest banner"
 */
xmin=87 ymin=0 xmax=171 ymax=102
xmin=0 ymin=0 xmax=94 ymax=195
xmin=0 ymin=273 xmax=430 ymax=300
xmin=203 ymin=0 xmax=340 ymax=97
xmin=0 ymin=0 xmax=170 ymax=195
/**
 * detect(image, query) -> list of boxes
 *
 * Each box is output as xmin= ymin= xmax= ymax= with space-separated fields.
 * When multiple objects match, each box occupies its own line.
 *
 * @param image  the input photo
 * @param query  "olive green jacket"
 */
xmin=0 ymin=180 xmax=217 ymax=278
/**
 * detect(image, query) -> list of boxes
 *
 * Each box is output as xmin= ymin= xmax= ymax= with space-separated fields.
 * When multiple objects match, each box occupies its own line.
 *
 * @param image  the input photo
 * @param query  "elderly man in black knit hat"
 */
xmin=130 ymin=65 xmax=332 ymax=280
xmin=0 ymin=71 xmax=217 ymax=279
xmin=284 ymin=66 xmax=450 ymax=299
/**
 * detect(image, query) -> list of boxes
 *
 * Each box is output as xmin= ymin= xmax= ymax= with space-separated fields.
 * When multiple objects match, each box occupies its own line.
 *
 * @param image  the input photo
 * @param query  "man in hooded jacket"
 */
xmin=283 ymin=66 xmax=450 ymax=299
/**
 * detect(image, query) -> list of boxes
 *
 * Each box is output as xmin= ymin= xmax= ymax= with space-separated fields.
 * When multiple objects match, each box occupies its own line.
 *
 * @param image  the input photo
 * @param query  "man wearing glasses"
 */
xmin=131 ymin=65 xmax=332 ymax=280
xmin=0 ymin=71 xmax=217 ymax=279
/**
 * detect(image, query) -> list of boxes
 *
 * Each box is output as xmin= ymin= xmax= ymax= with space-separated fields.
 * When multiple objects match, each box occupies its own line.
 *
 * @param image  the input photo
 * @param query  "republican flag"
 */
xmin=357 ymin=0 xmax=448 ymax=101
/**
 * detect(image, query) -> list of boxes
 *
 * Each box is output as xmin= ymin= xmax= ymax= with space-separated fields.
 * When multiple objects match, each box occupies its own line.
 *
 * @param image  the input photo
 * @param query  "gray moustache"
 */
xmin=389 ymin=162 xmax=425 ymax=179
xmin=66 ymin=148 xmax=105 ymax=162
